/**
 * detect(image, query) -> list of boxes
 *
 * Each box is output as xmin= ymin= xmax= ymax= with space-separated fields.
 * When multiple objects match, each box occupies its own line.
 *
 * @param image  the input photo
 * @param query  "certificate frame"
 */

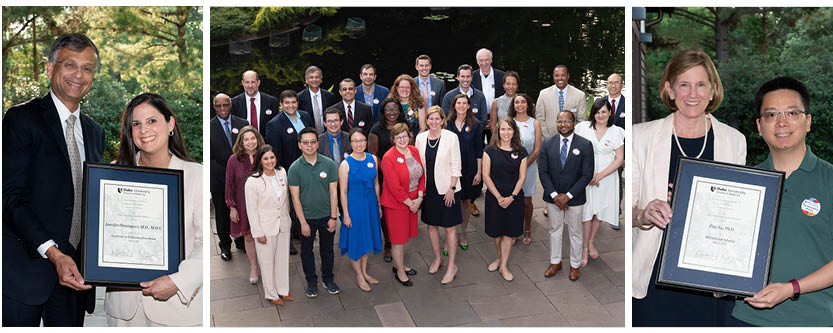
xmin=80 ymin=162 xmax=185 ymax=288
xmin=656 ymin=157 xmax=784 ymax=297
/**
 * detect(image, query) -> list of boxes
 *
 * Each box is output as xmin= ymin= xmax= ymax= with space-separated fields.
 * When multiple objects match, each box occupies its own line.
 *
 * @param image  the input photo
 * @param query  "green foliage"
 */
xmin=210 ymin=7 xmax=260 ymax=41
xmin=251 ymin=7 xmax=338 ymax=34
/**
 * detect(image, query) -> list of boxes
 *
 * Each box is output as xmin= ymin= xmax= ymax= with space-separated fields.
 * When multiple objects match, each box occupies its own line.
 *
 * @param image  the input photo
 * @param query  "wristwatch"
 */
xmin=330 ymin=216 xmax=337 ymax=221
xmin=451 ymin=185 xmax=456 ymax=191
xmin=511 ymin=193 xmax=518 ymax=199
xmin=789 ymin=279 xmax=800 ymax=301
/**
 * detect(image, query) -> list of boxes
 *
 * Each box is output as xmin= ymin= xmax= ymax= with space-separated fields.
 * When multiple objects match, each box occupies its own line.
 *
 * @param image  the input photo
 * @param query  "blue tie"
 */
xmin=332 ymin=136 xmax=341 ymax=164
xmin=223 ymin=120 xmax=233 ymax=147
xmin=560 ymin=138 xmax=568 ymax=168
xmin=558 ymin=90 xmax=565 ymax=112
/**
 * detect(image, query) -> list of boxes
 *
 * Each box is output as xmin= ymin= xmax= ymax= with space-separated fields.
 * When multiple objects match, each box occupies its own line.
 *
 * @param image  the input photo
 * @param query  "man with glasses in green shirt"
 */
xmin=730 ymin=76 xmax=833 ymax=326
xmin=288 ymin=127 xmax=341 ymax=298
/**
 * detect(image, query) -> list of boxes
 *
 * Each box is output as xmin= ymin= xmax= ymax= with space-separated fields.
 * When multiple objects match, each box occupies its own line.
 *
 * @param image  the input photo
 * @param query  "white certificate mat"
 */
xmin=99 ymin=180 xmax=168 ymax=271
xmin=677 ymin=176 xmax=765 ymax=278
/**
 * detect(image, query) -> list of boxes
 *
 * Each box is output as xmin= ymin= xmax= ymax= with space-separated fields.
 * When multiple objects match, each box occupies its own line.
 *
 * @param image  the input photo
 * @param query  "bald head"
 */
xmin=241 ymin=70 xmax=260 ymax=97
xmin=476 ymin=48 xmax=493 ymax=74
xmin=606 ymin=73 xmax=623 ymax=98
xmin=213 ymin=93 xmax=232 ymax=119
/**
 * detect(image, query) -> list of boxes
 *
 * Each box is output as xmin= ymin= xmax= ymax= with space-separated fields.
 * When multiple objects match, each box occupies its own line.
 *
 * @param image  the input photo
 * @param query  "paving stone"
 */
xmin=210 ymin=294 xmax=263 ymax=315
xmin=600 ymin=250 xmax=625 ymax=272
xmin=338 ymin=282 xmax=404 ymax=310
xmin=444 ymin=281 xmax=509 ymax=303
xmin=498 ymin=311 xmax=570 ymax=327
xmin=547 ymin=289 xmax=618 ymax=326
xmin=212 ymin=306 xmax=281 ymax=327
xmin=402 ymin=290 xmax=480 ymax=327
xmin=312 ymin=306 xmax=382 ymax=327
xmin=375 ymin=302 xmax=416 ymax=327
xmin=211 ymin=276 xmax=259 ymax=300
xmin=275 ymin=291 xmax=343 ymax=321
xmin=468 ymin=290 xmax=556 ymax=321
xmin=604 ymin=301 xmax=626 ymax=326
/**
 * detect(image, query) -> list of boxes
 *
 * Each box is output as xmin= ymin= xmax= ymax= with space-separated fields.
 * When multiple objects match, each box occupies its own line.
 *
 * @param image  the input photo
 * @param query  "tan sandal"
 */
xmin=522 ymin=231 xmax=532 ymax=245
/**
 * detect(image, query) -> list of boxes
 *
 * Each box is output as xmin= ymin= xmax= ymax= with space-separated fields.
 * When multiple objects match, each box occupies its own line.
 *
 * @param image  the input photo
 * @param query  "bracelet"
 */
xmin=789 ymin=279 xmax=800 ymax=301
xmin=636 ymin=210 xmax=654 ymax=231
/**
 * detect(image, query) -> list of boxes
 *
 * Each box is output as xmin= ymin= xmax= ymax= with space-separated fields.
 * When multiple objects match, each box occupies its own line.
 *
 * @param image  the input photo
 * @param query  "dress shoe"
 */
xmin=280 ymin=294 xmax=295 ymax=301
xmin=428 ymin=262 xmax=443 ymax=274
xmin=249 ymin=274 xmax=259 ymax=284
xmin=569 ymin=267 xmax=581 ymax=281
xmin=440 ymin=266 xmax=458 ymax=284
xmin=611 ymin=224 xmax=621 ymax=230
xmin=220 ymin=249 xmax=232 ymax=261
xmin=544 ymin=263 xmax=562 ymax=278
xmin=394 ymin=271 xmax=413 ymax=286
xmin=487 ymin=260 xmax=499 ymax=272
xmin=384 ymin=248 xmax=393 ymax=262
xmin=392 ymin=266 xmax=417 ymax=276
xmin=581 ymin=247 xmax=589 ymax=267
xmin=470 ymin=203 xmax=480 ymax=216
xmin=500 ymin=269 xmax=514 ymax=282
xmin=289 ymin=242 xmax=298 ymax=255
xmin=270 ymin=298 xmax=284 ymax=305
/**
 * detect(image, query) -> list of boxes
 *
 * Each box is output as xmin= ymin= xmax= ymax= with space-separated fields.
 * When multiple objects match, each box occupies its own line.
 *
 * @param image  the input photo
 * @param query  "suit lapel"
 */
xmin=40 ymin=95 xmax=71 ymax=165
xmin=79 ymin=113 xmax=97 ymax=161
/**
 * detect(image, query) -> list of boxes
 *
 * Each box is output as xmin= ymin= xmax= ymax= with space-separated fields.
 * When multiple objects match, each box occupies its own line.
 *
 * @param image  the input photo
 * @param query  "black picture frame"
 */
xmin=657 ymin=157 xmax=785 ymax=297
xmin=80 ymin=162 xmax=185 ymax=288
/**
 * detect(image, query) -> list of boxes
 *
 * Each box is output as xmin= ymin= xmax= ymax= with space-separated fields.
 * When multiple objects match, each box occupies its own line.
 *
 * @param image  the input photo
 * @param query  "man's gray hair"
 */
xmin=47 ymin=33 xmax=99 ymax=65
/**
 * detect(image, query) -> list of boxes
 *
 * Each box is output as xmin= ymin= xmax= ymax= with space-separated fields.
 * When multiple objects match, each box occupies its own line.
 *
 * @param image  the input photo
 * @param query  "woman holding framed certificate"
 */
xmin=105 ymin=93 xmax=202 ymax=326
xmin=631 ymin=49 xmax=747 ymax=326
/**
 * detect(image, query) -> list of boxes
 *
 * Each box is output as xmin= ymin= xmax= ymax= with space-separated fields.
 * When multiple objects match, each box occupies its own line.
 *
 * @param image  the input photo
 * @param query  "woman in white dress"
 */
xmin=574 ymin=98 xmax=624 ymax=267
xmin=508 ymin=93 xmax=541 ymax=245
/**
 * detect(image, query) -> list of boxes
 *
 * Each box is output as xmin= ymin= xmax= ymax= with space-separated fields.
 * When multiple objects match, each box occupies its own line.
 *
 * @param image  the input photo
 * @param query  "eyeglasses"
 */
xmin=760 ymin=110 xmax=806 ymax=123
xmin=340 ymin=87 xmax=356 ymax=91
xmin=214 ymin=103 xmax=231 ymax=109
xmin=606 ymin=81 xmax=622 ymax=86
xmin=57 ymin=60 xmax=96 ymax=75
xmin=393 ymin=135 xmax=410 ymax=141
xmin=324 ymin=119 xmax=341 ymax=124
xmin=350 ymin=139 xmax=367 ymax=143
xmin=556 ymin=120 xmax=574 ymax=124
xmin=299 ymin=140 xmax=318 ymax=145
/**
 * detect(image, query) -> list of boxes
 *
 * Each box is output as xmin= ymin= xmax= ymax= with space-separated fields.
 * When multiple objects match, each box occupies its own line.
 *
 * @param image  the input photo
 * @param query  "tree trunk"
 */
xmin=761 ymin=8 xmax=768 ymax=63
xmin=32 ymin=15 xmax=39 ymax=82
xmin=713 ymin=8 xmax=730 ymax=66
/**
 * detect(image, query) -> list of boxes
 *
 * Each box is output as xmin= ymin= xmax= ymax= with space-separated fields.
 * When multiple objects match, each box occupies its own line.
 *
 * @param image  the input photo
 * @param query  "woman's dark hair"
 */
xmin=489 ymin=117 xmax=525 ymax=155
xmin=117 ymin=93 xmax=193 ymax=165
xmin=504 ymin=71 xmax=520 ymax=87
xmin=250 ymin=144 xmax=278 ymax=178
xmin=446 ymin=94 xmax=476 ymax=129
xmin=507 ymin=93 xmax=533 ymax=118
xmin=589 ymin=98 xmax=613 ymax=129
xmin=348 ymin=127 xmax=367 ymax=153
xmin=232 ymin=125 xmax=265 ymax=161
xmin=378 ymin=97 xmax=408 ymax=128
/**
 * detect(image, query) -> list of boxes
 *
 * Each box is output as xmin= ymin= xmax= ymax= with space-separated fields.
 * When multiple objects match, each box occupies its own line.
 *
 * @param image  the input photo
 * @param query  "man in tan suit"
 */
xmin=536 ymin=65 xmax=588 ymax=137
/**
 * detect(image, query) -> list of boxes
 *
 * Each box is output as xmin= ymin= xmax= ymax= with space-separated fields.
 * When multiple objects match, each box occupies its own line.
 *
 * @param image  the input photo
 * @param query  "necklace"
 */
xmin=672 ymin=113 xmax=709 ymax=159
xmin=427 ymin=135 xmax=440 ymax=148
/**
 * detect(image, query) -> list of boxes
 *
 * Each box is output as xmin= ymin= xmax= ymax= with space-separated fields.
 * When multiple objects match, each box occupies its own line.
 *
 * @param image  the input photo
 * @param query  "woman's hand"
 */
xmin=642 ymin=199 xmax=672 ymax=229
xmin=379 ymin=206 xmax=383 ymax=218
xmin=256 ymin=236 xmax=267 ymax=244
xmin=590 ymin=173 xmax=603 ymax=186
xmin=444 ymin=189 xmax=456 ymax=207
xmin=229 ymin=207 xmax=239 ymax=223
xmin=744 ymin=282 xmax=793 ymax=309
xmin=140 ymin=275 xmax=179 ymax=302
xmin=473 ymin=172 xmax=482 ymax=186
xmin=343 ymin=215 xmax=352 ymax=228
xmin=498 ymin=196 xmax=513 ymax=209
xmin=410 ymin=197 xmax=422 ymax=213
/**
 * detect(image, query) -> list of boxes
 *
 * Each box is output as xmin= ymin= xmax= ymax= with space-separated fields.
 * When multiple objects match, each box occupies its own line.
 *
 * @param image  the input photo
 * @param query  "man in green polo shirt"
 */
xmin=288 ymin=127 xmax=341 ymax=298
xmin=730 ymin=76 xmax=833 ymax=326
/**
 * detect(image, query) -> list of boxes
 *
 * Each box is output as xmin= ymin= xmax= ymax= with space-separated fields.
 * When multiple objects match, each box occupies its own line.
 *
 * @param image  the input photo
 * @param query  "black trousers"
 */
xmin=3 ymin=286 xmax=88 ymax=326
xmin=211 ymin=190 xmax=232 ymax=251
xmin=299 ymin=216 xmax=335 ymax=285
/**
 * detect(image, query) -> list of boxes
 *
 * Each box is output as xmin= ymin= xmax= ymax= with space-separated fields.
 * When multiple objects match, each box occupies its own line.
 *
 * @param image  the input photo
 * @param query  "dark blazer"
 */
xmin=355 ymin=83 xmax=390 ymax=123
xmin=610 ymin=95 xmax=626 ymax=129
xmin=472 ymin=67 xmax=506 ymax=100
xmin=412 ymin=75 xmax=446 ymax=108
xmin=327 ymin=100 xmax=373 ymax=135
xmin=537 ymin=134 xmax=594 ymax=206
xmin=231 ymin=91 xmax=280 ymax=137
xmin=441 ymin=87 xmax=489 ymax=124
xmin=318 ymin=131 xmax=352 ymax=161
xmin=2 ymin=94 xmax=104 ymax=312
xmin=265 ymin=111 xmax=313 ymax=168
xmin=210 ymin=114 xmax=249 ymax=195
xmin=298 ymin=88 xmax=339 ymax=131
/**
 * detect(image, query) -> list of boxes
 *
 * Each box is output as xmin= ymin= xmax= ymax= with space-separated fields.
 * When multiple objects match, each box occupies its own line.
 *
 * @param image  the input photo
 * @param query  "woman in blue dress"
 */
xmin=338 ymin=128 xmax=383 ymax=292
xmin=446 ymin=94 xmax=483 ymax=252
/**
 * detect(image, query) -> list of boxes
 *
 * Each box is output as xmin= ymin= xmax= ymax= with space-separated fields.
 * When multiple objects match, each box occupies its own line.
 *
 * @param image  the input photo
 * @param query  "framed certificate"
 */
xmin=657 ymin=157 xmax=784 ymax=297
xmin=80 ymin=162 xmax=185 ymax=288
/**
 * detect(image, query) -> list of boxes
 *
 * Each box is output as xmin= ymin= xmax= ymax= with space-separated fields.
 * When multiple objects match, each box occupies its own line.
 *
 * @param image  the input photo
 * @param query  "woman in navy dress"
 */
xmin=482 ymin=118 xmax=528 ymax=282
xmin=446 ymin=94 xmax=483 ymax=253
xmin=338 ymin=128 xmax=383 ymax=292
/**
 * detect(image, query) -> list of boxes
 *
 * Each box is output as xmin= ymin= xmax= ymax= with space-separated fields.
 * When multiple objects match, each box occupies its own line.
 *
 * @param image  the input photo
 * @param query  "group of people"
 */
xmin=632 ymin=48 xmax=833 ymax=327
xmin=210 ymin=47 xmax=627 ymax=306
xmin=3 ymin=34 xmax=202 ymax=326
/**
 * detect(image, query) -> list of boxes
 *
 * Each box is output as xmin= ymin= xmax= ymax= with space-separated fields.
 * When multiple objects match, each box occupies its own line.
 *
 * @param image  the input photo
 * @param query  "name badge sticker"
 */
xmin=408 ymin=110 xmax=414 ymax=116
xmin=367 ymin=162 xmax=374 ymax=168
xmin=801 ymin=197 xmax=821 ymax=216
xmin=430 ymin=91 xmax=436 ymax=96
xmin=287 ymin=127 xmax=294 ymax=134
xmin=472 ymin=108 xmax=479 ymax=114
xmin=231 ymin=128 xmax=239 ymax=134
xmin=279 ymin=178 xmax=286 ymax=187
xmin=511 ymin=153 xmax=518 ymax=159
xmin=373 ymin=98 xmax=379 ymax=104
xmin=319 ymin=171 xmax=328 ymax=179
xmin=397 ymin=157 xmax=405 ymax=163
xmin=359 ymin=121 xmax=365 ymax=127
xmin=572 ymin=148 xmax=580 ymax=156
xmin=619 ymin=112 xmax=625 ymax=118
xmin=344 ymin=152 xmax=349 ymax=159
xmin=465 ymin=126 xmax=470 ymax=133
xmin=265 ymin=109 xmax=273 ymax=115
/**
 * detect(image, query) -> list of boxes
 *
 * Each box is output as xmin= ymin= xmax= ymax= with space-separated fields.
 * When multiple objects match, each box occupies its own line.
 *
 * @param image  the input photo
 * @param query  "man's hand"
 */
xmin=140 ymin=275 xmax=179 ymax=302
xmin=554 ymin=193 xmax=570 ymax=210
xmin=46 ymin=246 xmax=91 ymax=291
xmin=300 ymin=222 xmax=311 ymax=237
xmin=327 ymin=218 xmax=337 ymax=232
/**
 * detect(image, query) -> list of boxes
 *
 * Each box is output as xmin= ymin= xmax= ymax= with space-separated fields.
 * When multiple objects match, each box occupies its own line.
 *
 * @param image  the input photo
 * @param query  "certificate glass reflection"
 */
xmin=99 ymin=180 xmax=168 ymax=271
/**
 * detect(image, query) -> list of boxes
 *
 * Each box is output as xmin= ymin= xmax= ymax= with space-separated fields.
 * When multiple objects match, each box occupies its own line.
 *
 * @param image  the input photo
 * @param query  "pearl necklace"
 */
xmin=672 ymin=114 xmax=709 ymax=159
xmin=427 ymin=134 xmax=440 ymax=148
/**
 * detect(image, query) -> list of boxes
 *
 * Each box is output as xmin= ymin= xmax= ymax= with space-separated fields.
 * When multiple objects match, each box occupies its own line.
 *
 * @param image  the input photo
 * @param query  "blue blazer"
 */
xmin=537 ymin=134 xmax=594 ymax=206
xmin=355 ymin=83 xmax=390 ymax=123
xmin=265 ymin=110 xmax=313 ymax=168
xmin=441 ymin=87 xmax=489 ymax=124
xmin=3 ymin=94 xmax=104 ymax=310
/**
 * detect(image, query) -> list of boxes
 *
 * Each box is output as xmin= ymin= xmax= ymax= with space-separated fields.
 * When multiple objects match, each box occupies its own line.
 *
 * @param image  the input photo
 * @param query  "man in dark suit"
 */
xmin=231 ymin=70 xmax=280 ymax=137
xmin=441 ymin=64 xmax=489 ymax=125
xmin=326 ymin=78 xmax=372 ymax=135
xmin=538 ymin=111 xmax=594 ymax=282
xmin=298 ymin=66 xmax=339 ymax=133
xmin=210 ymin=93 xmax=249 ymax=261
xmin=413 ymin=54 xmax=446 ymax=109
xmin=3 ymin=33 xmax=103 ymax=326
xmin=356 ymin=64 xmax=390 ymax=123
xmin=472 ymin=48 xmax=506 ymax=110
xmin=317 ymin=108 xmax=352 ymax=163
xmin=607 ymin=73 xmax=626 ymax=130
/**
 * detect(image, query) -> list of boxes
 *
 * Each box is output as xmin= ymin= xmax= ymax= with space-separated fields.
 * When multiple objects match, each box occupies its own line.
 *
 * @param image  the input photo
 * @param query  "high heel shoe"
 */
xmin=522 ymin=231 xmax=532 ymax=245
xmin=581 ymin=247 xmax=589 ymax=267
xmin=589 ymin=244 xmax=600 ymax=259
xmin=393 ymin=271 xmax=413 ymax=286
xmin=440 ymin=266 xmax=457 ymax=284
xmin=392 ymin=266 xmax=417 ymax=276
xmin=428 ymin=262 xmax=442 ymax=274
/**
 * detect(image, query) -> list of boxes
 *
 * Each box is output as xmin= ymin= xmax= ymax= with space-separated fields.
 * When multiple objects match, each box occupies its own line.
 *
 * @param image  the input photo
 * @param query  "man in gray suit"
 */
xmin=413 ymin=54 xmax=446 ymax=108
xmin=318 ymin=108 xmax=352 ymax=163
xmin=536 ymin=65 xmax=588 ymax=136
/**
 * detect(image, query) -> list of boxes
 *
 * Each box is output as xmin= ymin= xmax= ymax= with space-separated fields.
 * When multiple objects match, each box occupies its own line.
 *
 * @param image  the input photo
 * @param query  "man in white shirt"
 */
xmin=230 ymin=70 xmax=280 ymax=137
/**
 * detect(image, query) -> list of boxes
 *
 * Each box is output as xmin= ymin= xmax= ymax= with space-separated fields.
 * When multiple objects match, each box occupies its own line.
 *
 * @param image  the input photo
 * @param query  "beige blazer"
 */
xmin=536 ymin=84 xmax=587 ymax=136
xmin=105 ymin=154 xmax=203 ymax=326
xmin=632 ymin=113 xmax=746 ymax=299
xmin=416 ymin=129 xmax=462 ymax=195
xmin=245 ymin=168 xmax=291 ymax=238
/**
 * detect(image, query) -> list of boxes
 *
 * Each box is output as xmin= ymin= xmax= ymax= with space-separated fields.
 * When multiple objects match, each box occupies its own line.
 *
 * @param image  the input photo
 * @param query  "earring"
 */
xmin=169 ymin=130 xmax=174 ymax=137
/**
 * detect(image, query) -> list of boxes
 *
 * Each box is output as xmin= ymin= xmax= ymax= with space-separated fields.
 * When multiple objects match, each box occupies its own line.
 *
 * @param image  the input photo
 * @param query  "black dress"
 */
xmin=421 ymin=136 xmax=462 ymax=227
xmin=447 ymin=119 xmax=484 ymax=200
xmin=483 ymin=145 xmax=527 ymax=237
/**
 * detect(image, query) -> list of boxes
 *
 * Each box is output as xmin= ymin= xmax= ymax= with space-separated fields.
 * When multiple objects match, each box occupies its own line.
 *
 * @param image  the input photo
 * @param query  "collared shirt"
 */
xmin=549 ymin=132 xmax=576 ymax=200
xmin=245 ymin=91 xmax=261 ymax=126
xmin=219 ymin=116 xmax=233 ymax=145
xmin=460 ymin=87 xmax=473 ymax=98
xmin=479 ymin=67 xmax=496 ymax=109
xmin=418 ymin=76 xmax=432 ymax=98
xmin=362 ymin=85 xmax=375 ymax=106
xmin=326 ymin=131 xmax=342 ymax=159
xmin=286 ymin=112 xmax=306 ymax=134
xmin=343 ymin=100 xmax=356 ymax=121
xmin=556 ymin=85 xmax=569 ymax=103
xmin=287 ymin=154 xmax=339 ymax=219
xmin=609 ymin=95 xmax=622 ymax=113
xmin=732 ymin=146 xmax=833 ymax=326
